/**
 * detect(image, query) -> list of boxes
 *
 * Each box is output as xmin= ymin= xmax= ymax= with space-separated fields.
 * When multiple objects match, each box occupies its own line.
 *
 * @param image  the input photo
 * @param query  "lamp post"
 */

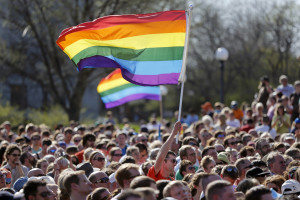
xmin=215 ymin=47 xmax=229 ymax=104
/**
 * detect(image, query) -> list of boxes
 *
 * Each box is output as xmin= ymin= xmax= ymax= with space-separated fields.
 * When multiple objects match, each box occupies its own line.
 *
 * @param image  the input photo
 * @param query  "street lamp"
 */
xmin=215 ymin=47 xmax=229 ymax=104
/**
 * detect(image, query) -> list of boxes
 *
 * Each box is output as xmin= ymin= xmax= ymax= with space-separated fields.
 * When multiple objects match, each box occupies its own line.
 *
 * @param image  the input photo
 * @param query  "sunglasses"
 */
xmin=166 ymin=158 xmax=177 ymax=164
xmin=225 ymin=166 xmax=238 ymax=173
xmin=202 ymin=134 xmax=211 ymax=138
xmin=94 ymin=157 xmax=105 ymax=162
xmin=188 ymin=166 xmax=195 ymax=171
xmin=49 ymin=149 xmax=56 ymax=153
xmin=11 ymin=154 xmax=21 ymax=157
xmin=74 ymin=139 xmax=81 ymax=143
xmin=217 ymin=134 xmax=225 ymax=138
xmin=32 ymin=137 xmax=40 ymax=141
xmin=95 ymin=177 xmax=109 ymax=184
xmin=38 ymin=191 xmax=53 ymax=198
xmin=229 ymin=142 xmax=238 ymax=145
xmin=113 ymin=154 xmax=123 ymax=157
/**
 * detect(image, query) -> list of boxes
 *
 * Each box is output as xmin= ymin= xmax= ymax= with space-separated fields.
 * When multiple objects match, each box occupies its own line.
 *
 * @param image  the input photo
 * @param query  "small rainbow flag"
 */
xmin=56 ymin=10 xmax=186 ymax=86
xmin=97 ymin=69 xmax=160 ymax=108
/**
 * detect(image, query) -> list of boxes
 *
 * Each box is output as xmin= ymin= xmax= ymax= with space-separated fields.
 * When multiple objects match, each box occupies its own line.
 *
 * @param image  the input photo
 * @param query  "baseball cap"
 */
xmin=295 ymin=118 xmax=300 ymax=124
xmin=76 ymin=162 xmax=94 ymax=177
xmin=284 ymin=133 xmax=296 ymax=141
xmin=281 ymin=179 xmax=300 ymax=195
xmin=246 ymin=167 xmax=270 ymax=178
xmin=13 ymin=177 xmax=28 ymax=192
xmin=217 ymin=152 xmax=230 ymax=164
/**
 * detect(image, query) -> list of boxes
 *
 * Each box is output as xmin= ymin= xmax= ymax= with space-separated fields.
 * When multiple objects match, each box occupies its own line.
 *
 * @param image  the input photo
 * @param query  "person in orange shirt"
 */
xmin=231 ymin=101 xmax=244 ymax=122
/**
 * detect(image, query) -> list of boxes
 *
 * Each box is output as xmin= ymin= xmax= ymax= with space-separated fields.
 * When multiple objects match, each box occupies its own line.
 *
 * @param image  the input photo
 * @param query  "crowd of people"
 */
xmin=0 ymin=74 xmax=299 ymax=200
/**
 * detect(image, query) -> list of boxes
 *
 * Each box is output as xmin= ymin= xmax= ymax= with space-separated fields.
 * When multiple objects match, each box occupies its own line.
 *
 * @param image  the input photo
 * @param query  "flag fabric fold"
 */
xmin=97 ymin=69 xmax=160 ymax=109
xmin=57 ymin=10 xmax=186 ymax=86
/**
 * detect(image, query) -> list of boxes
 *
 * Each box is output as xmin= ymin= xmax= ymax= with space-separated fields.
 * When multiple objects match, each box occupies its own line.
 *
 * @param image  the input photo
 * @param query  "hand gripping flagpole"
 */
xmin=176 ymin=1 xmax=193 ymax=144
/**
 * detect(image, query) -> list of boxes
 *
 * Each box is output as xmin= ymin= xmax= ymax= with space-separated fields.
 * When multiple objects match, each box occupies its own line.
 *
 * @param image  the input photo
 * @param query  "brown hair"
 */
xmin=115 ymin=163 xmax=139 ymax=188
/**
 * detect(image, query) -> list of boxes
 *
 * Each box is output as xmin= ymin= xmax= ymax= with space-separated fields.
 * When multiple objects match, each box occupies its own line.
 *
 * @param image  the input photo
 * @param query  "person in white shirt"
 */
xmin=255 ymin=115 xmax=276 ymax=139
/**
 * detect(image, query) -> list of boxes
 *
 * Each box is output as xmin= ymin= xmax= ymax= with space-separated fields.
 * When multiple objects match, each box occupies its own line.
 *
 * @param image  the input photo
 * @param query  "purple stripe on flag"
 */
xmin=105 ymin=93 xmax=160 ymax=108
xmin=77 ymin=56 xmax=180 ymax=86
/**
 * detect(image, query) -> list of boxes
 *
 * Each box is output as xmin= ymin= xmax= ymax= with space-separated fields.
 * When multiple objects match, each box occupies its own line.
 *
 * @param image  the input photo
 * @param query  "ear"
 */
xmin=71 ymin=182 xmax=79 ymax=191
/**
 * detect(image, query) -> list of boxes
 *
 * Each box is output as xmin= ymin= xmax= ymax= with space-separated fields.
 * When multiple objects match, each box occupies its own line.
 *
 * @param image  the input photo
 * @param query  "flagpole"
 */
xmin=176 ymin=2 xmax=193 ymax=143
xmin=160 ymin=94 xmax=164 ymax=121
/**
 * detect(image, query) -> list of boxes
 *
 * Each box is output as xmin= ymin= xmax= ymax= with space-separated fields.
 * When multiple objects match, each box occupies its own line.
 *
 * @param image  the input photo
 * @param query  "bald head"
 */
xmin=28 ymin=168 xmax=44 ymax=178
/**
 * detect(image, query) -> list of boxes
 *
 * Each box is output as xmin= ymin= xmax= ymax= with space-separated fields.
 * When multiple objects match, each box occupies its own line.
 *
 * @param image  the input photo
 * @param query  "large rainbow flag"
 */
xmin=56 ymin=10 xmax=186 ymax=86
xmin=98 ymin=69 xmax=160 ymax=108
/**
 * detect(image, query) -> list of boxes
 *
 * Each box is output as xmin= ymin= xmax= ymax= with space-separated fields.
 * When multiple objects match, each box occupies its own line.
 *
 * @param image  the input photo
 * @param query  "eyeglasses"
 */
xmin=229 ymin=142 xmax=237 ymax=145
xmin=95 ymin=177 xmax=109 ymax=184
xmin=166 ymin=158 xmax=177 ymax=164
xmin=225 ymin=166 xmax=238 ymax=173
xmin=94 ymin=157 xmax=105 ymax=162
xmin=38 ymin=191 xmax=54 ymax=198
xmin=11 ymin=154 xmax=21 ymax=157
xmin=113 ymin=154 xmax=123 ymax=157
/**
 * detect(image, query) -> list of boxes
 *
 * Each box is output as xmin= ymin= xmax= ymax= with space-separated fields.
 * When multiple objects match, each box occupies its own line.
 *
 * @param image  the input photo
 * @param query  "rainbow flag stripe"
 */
xmin=98 ymin=69 xmax=160 ymax=108
xmin=57 ymin=10 xmax=186 ymax=86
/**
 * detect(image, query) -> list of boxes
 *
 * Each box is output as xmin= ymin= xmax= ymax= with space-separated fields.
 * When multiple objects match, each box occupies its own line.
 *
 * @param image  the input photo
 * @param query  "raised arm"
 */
xmin=154 ymin=121 xmax=181 ymax=174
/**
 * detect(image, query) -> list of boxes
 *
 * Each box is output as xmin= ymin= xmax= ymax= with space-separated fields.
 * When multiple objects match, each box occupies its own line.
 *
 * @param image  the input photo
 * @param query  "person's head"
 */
xmin=285 ymin=148 xmax=300 ymax=161
xmin=221 ymin=165 xmax=239 ymax=185
xmin=264 ymin=175 xmax=285 ymax=194
xmin=116 ymin=132 xmax=128 ymax=146
xmin=118 ymin=189 xmax=143 ymax=200
xmin=88 ymin=171 xmax=109 ymax=190
xmin=267 ymin=152 xmax=286 ymax=175
xmin=41 ymin=139 xmax=52 ymax=151
xmin=279 ymin=75 xmax=288 ymax=86
xmin=236 ymin=178 xmax=260 ymax=194
xmin=64 ymin=170 xmax=92 ymax=197
xmin=201 ymin=173 xmax=222 ymax=195
xmin=130 ymin=176 xmax=156 ymax=190
xmin=126 ymin=146 xmax=140 ymax=163
xmin=202 ymin=146 xmax=218 ymax=161
xmin=115 ymin=163 xmax=140 ymax=189
xmin=135 ymin=187 xmax=159 ymax=200
xmin=163 ymin=181 xmax=187 ymax=200
xmin=89 ymin=151 xmax=106 ymax=170
xmin=179 ymin=145 xmax=197 ymax=164
xmin=162 ymin=151 xmax=177 ymax=174
xmin=281 ymin=179 xmax=300 ymax=196
xmin=82 ymin=133 xmax=96 ymax=148
xmin=276 ymin=104 xmax=286 ymax=116
xmin=109 ymin=147 xmax=123 ymax=162
xmin=245 ymin=186 xmax=272 ymax=200
xmin=36 ymin=159 xmax=49 ymax=174
xmin=235 ymin=158 xmax=252 ymax=180
xmin=239 ymin=146 xmax=255 ymax=158
xmin=156 ymin=180 xmax=170 ymax=200
xmin=31 ymin=132 xmax=41 ymax=146
xmin=224 ymin=135 xmax=237 ymax=149
xmin=255 ymin=138 xmax=271 ymax=157
xmin=205 ymin=180 xmax=236 ymax=200
xmin=20 ymin=151 xmax=37 ymax=168
xmin=179 ymin=160 xmax=195 ymax=177
xmin=63 ymin=127 xmax=74 ymax=141
xmin=201 ymin=156 xmax=216 ymax=173
xmin=199 ymin=129 xmax=212 ymax=144
xmin=4 ymin=144 xmax=21 ymax=167
xmin=87 ymin=187 xmax=110 ymax=200
xmin=23 ymin=179 xmax=55 ymax=200
xmin=27 ymin=168 xmax=45 ymax=178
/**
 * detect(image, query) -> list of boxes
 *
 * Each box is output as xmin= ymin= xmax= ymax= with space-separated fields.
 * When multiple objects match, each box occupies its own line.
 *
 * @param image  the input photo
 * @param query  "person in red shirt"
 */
xmin=147 ymin=121 xmax=181 ymax=181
